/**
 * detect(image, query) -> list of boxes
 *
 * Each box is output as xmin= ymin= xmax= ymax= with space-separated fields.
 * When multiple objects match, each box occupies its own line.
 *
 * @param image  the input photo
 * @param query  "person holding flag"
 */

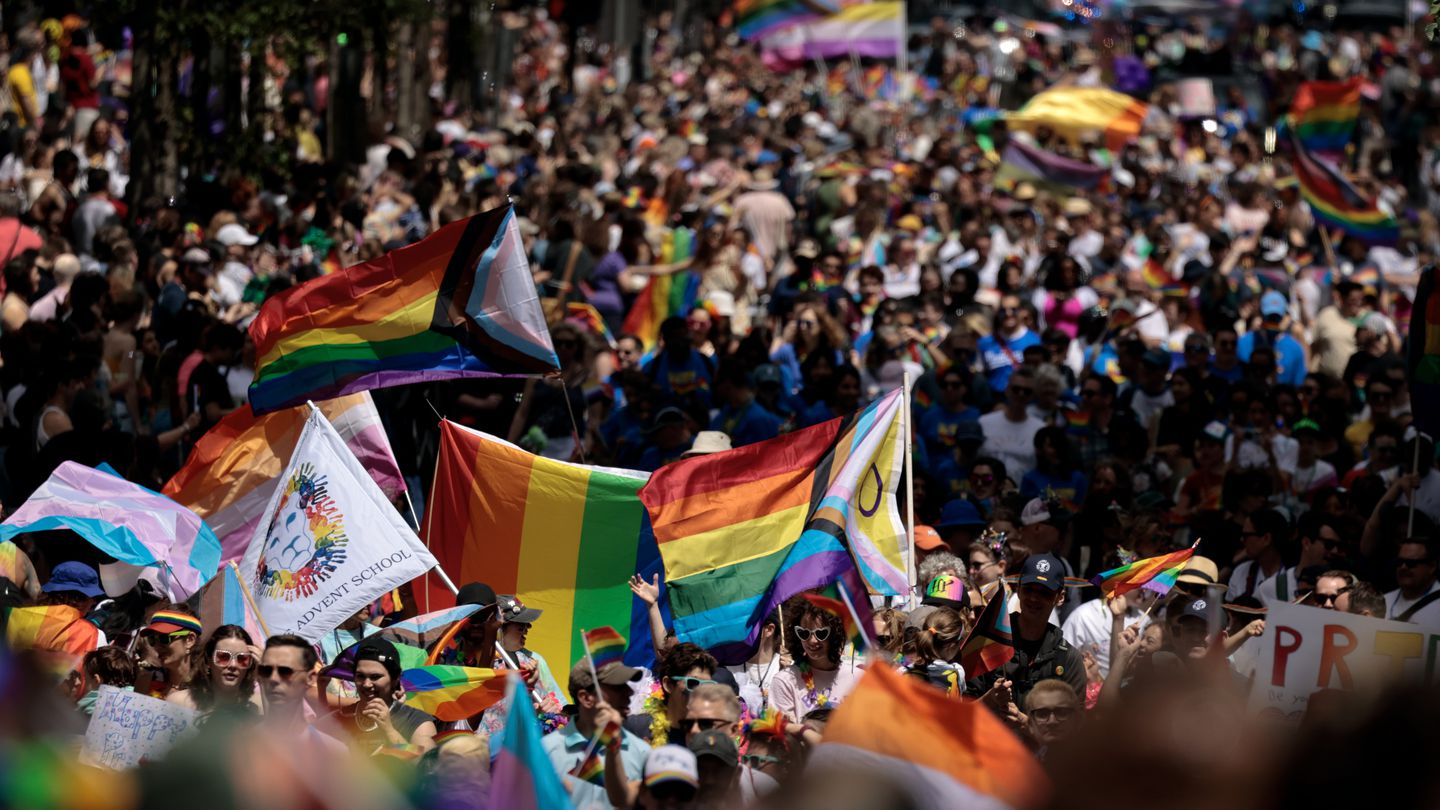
xmin=542 ymin=629 xmax=649 ymax=810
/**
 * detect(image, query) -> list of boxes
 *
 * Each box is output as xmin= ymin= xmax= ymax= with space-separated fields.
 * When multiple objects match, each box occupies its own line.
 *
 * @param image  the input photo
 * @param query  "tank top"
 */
xmin=36 ymin=404 xmax=65 ymax=449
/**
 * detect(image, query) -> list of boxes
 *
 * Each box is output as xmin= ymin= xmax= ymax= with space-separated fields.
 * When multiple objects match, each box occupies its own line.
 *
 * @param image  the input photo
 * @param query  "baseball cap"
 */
xmin=1292 ymin=418 xmax=1323 ymax=438
xmin=921 ymin=574 xmax=967 ymax=611
xmin=936 ymin=499 xmax=986 ymax=529
xmin=567 ymin=658 xmax=643 ymax=702
xmin=216 ymin=223 xmax=259 ymax=247
xmin=1020 ymin=498 xmax=1071 ymax=527
xmin=355 ymin=637 xmax=403 ymax=681
xmin=1018 ymin=553 xmax=1065 ymax=592
xmin=1175 ymin=556 xmax=1220 ymax=588
xmin=752 ymin=364 xmax=783 ymax=387
xmin=145 ymin=609 xmax=203 ymax=636
xmin=913 ymin=525 xmax=946 ymax=551
xmin=1140 ymin=347 xmax=1171 ymax=369
xmin=1174 ymin=596 xmax=1211 ymax=623
xmin=644 ymin=745 xmax=700 ymax=789
xmin=1260 ymin=290 xmax=1288 ymax=318
xmin=455 ymin=581 xmax=497 ymax=609
xmin=954 ymin=421 xmax=984 ymax=446
xmin=1199 ymin=421 xmax=1230 ymax=444
xmin=496 ymin=595 xmax=542 ymax=624
xmin=181 ymin=247 xmax=213 ymax=266
xmin=688 ymin=729 xmax=739 ymax=769
xmin=646 ymin=406 xmax=688 ymax=434
xmin=42 ymin=561 xmax=105 ymax=598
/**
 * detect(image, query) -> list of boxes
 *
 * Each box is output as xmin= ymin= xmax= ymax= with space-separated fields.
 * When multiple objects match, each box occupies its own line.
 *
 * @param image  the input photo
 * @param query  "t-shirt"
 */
xmin=187 ymin=359 xmax=234 ymax=434
xmin=919 ymin=403 xmax=981 ymax=461
xmin=711 ymin=400 xmax=783 ymax=448
xmin=6 ymin=64 xmax=36 ymax=126
xmin=59 ymin=48 xmax=99 ymax=109
xmin=770 ymin=663 xmax=861 ymax=723
xmin=1386 ymin=581 xmax=1440 ymax=630
xmin=1060 ymin=598 xmax=1148 ymax=679
xmin=542 ymin=724 xmax=651 ymax=810
xmin=977 ymin=329 xmax=1040 ymax=391
xmin=1237 ymin=330 xmax=1307 ymax=388
xmin=978 ymin=410 xmax=1045 ymax=484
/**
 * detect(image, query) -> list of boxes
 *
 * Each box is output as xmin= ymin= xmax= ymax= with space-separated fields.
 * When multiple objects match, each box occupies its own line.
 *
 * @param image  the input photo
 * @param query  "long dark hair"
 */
xmin=187 ymin=624 xmax=258 ymax=714
xmin=787 ymin=599 xmax=845 ymax=668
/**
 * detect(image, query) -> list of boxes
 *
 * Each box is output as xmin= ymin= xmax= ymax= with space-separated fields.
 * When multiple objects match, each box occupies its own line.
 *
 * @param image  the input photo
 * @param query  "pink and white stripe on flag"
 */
xmin=760 ymin=2 xmax=903 ymax=67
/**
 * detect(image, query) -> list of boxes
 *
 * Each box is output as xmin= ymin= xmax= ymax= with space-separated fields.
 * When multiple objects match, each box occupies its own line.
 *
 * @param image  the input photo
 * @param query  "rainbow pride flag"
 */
xmin=568 ymin=719 xmax=621 ymax=786
xmin=566 ymin=302 xmax=616 ymax=348
xmin=424 ymin=422 xmax=662 ymax=673
xmin=1008 ymin=85 xmax=1149 ymax=150
xmin=582 ymin=627 xmax=627 ymax=670
xmin=247 ymin=205 xmax=559 ymax=413
xmin=398 ymin=665 xmax=505 ymax=721
xmin=5 ymin=605 xmax=98 ymax=675
xmin=736 ymin=0 xmax=833 ymax=40
xmin=621 ymin=228 xmax=699 ymax=349
xmin=641 ymin=389 xmax=906 ymax=663
xmin=956 ymin=580 xmax=1013 ymax=679
xmin=1290 ymin=134 xmax=1398 ymax=246
xmin=1286 ymin=78 xmax=1362 ymax=159
xmin=1090 ymin=540 xmax=1198 ymax=598
xmin=811 ymin=665 xmax=1048 ymax=809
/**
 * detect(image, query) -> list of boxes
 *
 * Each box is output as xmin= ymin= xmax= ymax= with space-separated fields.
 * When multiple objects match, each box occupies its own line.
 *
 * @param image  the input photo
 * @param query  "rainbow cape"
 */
xmin=247 ymin=205 xmax=559 ymax=413
xmin=956 ymin=581 xmax=1014 ymax=679
xmin=1286 ymin=78 xmax=1362 ymax=159
xmin=398 ymin=665 xmax=505 ymax=721
xmin=1090 ymin=541 xmax=1198 ymax=598
xmin=1290 ymin=133 xmax=1398 ymax=246
xmin=621 ymin=228 xmax=699 ymax=349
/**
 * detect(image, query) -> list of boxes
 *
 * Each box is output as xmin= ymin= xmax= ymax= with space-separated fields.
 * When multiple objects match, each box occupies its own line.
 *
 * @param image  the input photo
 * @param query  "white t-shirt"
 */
xmin=1130 ymin=388 xmax=1175 ymax=428
xmin=727 ymin=656 xmax=782 ymax=717
xmin=1386 ymin=581 xmax=1440 ymax=630
xmin=1227 ymin=433 xmax=1300 ymax=475
xmin=1060 ymin=597 xmax=1149 ymax=679
xmin=978 ymin=410 xmax=1045 ymax=484
xmin=1254 ymin=567 xmax=1299 ymax=608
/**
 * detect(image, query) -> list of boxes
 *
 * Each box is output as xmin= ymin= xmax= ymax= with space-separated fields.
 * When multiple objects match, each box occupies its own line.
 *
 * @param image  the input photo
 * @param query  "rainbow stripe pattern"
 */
xmin=247 ymin=205 xmax=559 ymax=414
xmin=5 ymin=605 xmax=98 ymax=676
xmin=735 ymin=0 xmax=829 ymax=40
xmin=957 ymin=581 xmax=1014 ymax=679
xmin=568 ymin=719 xmax=620 ymax=786
xmin=378 ymin=604 xmax=482 ymax=650
xmin=925 ymin=573 xmax=966 ymax=604
xmin=641 ymin=390 xmax=905 ymax=663
xmin=398 ymin=665 xmax=505 ymax=722
xmin=1090 ymin=541 xmax=1198 ymax=598
xmin=583 ymin=627 xmax=627 ymax=670
xmin=425 ymin=422 xmax=661 ymax=673
xmin=1287 ymin=78 xmax=1362 ymax=158
xmin=1291 ymin=134 xmax=1398 ymax=246
xmin=621 ymin=228 xmax=699 ymax=349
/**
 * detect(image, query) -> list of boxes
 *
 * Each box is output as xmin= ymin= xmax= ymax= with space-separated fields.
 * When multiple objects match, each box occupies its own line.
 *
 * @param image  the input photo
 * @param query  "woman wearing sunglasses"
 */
xmin=135 ymin=607 xmax=202 ymax=698
xmin=770 ymin=600 xmax=858 ymax=723
xmin=167 ymin=624 xmax=261 ymax=715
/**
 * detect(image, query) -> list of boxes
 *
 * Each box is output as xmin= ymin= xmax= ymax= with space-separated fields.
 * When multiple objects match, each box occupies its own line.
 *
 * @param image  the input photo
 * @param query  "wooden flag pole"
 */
xmin=229 ymin=560 xmax=272 ymax=638
xmin=902 ymin=373 xmax=917 ymax=608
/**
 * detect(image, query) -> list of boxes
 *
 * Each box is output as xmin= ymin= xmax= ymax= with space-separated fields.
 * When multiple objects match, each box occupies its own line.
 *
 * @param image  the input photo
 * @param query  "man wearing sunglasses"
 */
xmin=543 ymin=658 xmax=647 ymax=810
xmin=1023 ymin=679 xmax=1083 ymax=761
xmin=1254 ymin=513 xmax=1344 ymax=608
xmin=1386 ymin=539 xmax=1440 ymax=629
xmin=978 ymin=365 xmax=1045 ymax=485
xmin=259 ymin=634 xmax=343 ymax=752
xmin=624 ymin=642 xmax=718 ymax=745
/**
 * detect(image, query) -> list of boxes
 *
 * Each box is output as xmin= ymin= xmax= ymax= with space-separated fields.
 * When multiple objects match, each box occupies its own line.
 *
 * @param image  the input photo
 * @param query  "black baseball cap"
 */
xmin=1018 ymin=553 xmax=1065 ymax=592
xmin=688 ymin=729 xmax=738 ymax=768
xmin=355 ymin=637 xmax=403 ymax=681
xmin=456 ymin=581 xmax=496 ymax=608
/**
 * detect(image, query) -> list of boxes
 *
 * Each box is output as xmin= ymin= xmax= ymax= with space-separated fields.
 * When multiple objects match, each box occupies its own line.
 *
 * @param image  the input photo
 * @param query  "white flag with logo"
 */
xmin=239 ymin=407 xmax=436 ymax=641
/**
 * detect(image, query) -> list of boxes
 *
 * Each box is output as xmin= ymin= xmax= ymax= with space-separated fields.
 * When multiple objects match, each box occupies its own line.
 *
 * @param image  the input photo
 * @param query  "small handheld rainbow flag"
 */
xmin=399 ymin=665 xmax=505 ymax=721
xmin=957 ymin=581 xmax=1014 ymax=679
xmin=1089 ymin=540 xmax=1199 ymax=599
xmin=567 ymin=719 xmax=621 ymax=785
xmin=1141 ymin=258 xmax=1171 ymax=290
xmin=1290 ymin=132 xmax=1398 ymax=246
xmin=583 ymin=627 xmax=627 ymax=671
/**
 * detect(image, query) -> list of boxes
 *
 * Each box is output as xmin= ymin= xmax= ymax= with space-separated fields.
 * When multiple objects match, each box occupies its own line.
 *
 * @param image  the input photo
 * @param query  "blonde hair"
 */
xmin=688 ymin=682 xmax=742 ymax=722
xmin=909 ymin=607 xmax=967 ymax=667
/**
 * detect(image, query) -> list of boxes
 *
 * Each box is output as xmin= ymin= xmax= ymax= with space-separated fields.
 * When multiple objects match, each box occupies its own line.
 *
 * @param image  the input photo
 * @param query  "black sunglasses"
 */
xmin=685 ymin=717 xmax=728 ymax=732
xmin=874 ymin=634 xmax=893 ymax=646
xmin=1398 ymin=558 xmax=1434 ymax=568
xmin=650 ymin=784 xmax=696 ymax=802
xmin=257 ymin=664 xmax=300 ymax=680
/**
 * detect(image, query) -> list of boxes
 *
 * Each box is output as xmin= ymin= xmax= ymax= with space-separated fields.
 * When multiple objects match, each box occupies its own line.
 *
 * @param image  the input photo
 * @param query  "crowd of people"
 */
xmin=1 ymin=3 xmax=1440 ymax=809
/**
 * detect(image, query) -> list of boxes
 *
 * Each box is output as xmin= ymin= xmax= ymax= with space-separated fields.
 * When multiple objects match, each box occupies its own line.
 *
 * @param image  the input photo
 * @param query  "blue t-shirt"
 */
xmin=1237 ymin=330 xmax=1306 ymax=388
xmin=711 ymin=400 xmax=783 ymax=447
xmin=918 ymin=403 xmax=981 ymax=461
xmin=1019 ymin=469 xmax=1088 ymax=508
xmin=600 ymin=407 xmax=648 ymax=468
xmin=636 ymin=439 xmax=693 ymax=472
xmin=978 ymin=329 xmax=1041 ymax=391
xmin=643 ymin=350 xmax=714 ymax=410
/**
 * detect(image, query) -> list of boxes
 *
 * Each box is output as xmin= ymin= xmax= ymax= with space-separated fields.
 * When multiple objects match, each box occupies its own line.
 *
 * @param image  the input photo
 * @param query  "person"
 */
xmin=919 ymin=366 xmax=981 ymax=462
xmin=339 ymin=637 xmax=437 ymax=752
xmin=643 ymin=316 xmax=715 ymax=414
xmin=1024 ymin=679 xmax=1083 ymax=760
xmin=637 ymin=745 xmax=700 ymax=809
xmin=493 ymin=595 xmax=564 ymax=701
xmin=1019 ymin=426 xmax=1087 ymax=506
xmin=1311 ymin=570 xmax=1356 ymax=610
xmin=259 ymin=633 xmax=345 ymax=752
xmin=445 ymin=581 xmax=502 ymax=668
xmin=770 ymin=600 xmax=860 ymax=722
xmin=627 ymin=642 xmax=718 ymax=746
xmin=1387 ymin=538 xmax=1440 ymax=628
xmin=934 ymin=498 xmax=987 ymax=551
xmin=978 ymin=294 xmax=1040 ymax=391
xmin=1228 ymin=508 xmax=1290 ymax=601
xmin=1254 ymin=512 xmax=1343 ymax=607
xmin=726 ymin=610 xmax=783 ymax=717
xmin=688 ymin=728 xmax=741 ymax=808
xmin=543 ymin=657 xmax=648 ymax=810
xmin=71 ymin=168 xmax=118 ymax=256
xmin=167 ymin=624 xmax=261 ymax=716
xmin=186 ymin=322 xmax=244 ymax=433
xmin=137 ymin=608 xmax=203 ymax=698
xmin=0 ymin=538 xmax=41 ymax=600
xmin=6 ymin=561 xmax=103 ymax=668
xmin=1345 ymin=582 xmax=1388 ymax=618
xmin=75 ymin=645 xmax=137 ymax=715
xmin=1061 ymin=582 xmax=1154 ymax=680
xmin=903 ymin=605 xmax=967 ymax=696
xmin=978 ymin=365 xmax=1046 ymax=483
xmin=967 ymin=536 xmax=1006 ymax=592
xmin=969 ymin=554 xmax=1086 ymax=714
xmin=1312 ymin=280 xmax=1364 ymax=379
xmin=709 ymin=360 xmax=782 ymax=448
xmin=1239 ymin=290 xmax=1307 ymax=387
xmin=635 ymin=406 xmax=696 ymax=471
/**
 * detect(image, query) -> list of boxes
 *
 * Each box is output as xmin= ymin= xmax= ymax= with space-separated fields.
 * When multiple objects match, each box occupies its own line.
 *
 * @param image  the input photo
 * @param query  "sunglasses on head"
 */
xmin=213 ymin=650 xmax=255 ymax=669
xmin=257 ymin=664 xmax=300 ymax=680
xmin=794 ymin=627 xmax=831 ymax=642
xmin=669 ymin=675 xmax=717 ymax=693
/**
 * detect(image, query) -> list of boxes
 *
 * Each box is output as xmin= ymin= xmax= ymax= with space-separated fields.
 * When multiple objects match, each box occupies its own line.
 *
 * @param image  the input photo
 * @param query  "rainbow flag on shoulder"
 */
xmin=640 ymin=388 xmax=906 ymax=664
xmin=247 ymin=205 xmax=559 ymax=413
xmin=1090 ymin=540 xmax=1198 ymax=598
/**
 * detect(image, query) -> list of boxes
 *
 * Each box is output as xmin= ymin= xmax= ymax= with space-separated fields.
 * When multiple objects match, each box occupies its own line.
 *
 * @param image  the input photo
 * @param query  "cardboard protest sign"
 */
xmin=1249 ymin=601 xmax=1440 ymax=722
xmin=80 ymin=686 xmax=198 ymax=769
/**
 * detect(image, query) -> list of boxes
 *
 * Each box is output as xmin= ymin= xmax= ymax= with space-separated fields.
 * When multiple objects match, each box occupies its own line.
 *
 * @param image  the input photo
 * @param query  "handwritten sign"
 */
xmin=80 ymin=686 xmax=198 ymax=769
xmin=1249 ymin=602 xmax=1440 ymax=722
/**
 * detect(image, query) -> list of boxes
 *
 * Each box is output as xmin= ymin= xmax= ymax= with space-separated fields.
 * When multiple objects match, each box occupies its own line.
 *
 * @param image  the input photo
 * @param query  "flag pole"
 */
xmin=902 ymin=373 xmax=917 ymax=608
xmin=229 ymin=560 xmax=272 ymax=638
xmin=895 ymin=1 xmax=908 ymax=77
xmin=1409 ymin=431 xmax=1422 ymax=535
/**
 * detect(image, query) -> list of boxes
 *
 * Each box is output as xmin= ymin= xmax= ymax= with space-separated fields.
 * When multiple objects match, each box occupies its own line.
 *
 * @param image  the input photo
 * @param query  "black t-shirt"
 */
xmin=389 ymin=703 xmax=435 ymax=742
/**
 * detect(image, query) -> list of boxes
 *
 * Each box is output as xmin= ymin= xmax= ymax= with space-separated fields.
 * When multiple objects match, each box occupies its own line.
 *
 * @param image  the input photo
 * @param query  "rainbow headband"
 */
xmin=149 ymin=611 xmax=203 ymax=635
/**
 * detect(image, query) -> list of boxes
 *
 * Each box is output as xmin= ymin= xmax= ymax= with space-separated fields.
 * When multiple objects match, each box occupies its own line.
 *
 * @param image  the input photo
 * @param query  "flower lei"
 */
xmin=643 ymin=681 xmax=669 ymax=746
xmin=799 ymin=664 xmax=830 ymax=709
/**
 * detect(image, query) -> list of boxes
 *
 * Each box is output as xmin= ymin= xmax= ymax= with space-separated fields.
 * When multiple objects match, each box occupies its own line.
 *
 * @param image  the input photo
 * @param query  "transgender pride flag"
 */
xmin=490 ymin=675 xmax=575 ymax=810
xmin=761 ymin=2 xmax=903 ymax=66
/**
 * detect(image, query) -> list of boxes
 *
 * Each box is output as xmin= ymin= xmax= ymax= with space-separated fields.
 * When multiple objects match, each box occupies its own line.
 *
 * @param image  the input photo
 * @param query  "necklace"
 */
xmin=799 ymin=664 xmax=833 ymax=709
xmin=745 ymin=655 xmax=779 ymax=706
